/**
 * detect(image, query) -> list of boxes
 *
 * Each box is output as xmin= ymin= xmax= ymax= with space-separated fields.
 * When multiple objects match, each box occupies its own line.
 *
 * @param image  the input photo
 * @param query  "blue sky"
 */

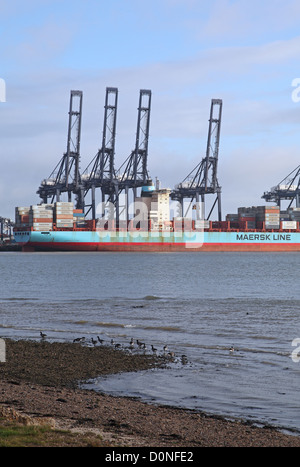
xmin=1 ymin=0 xmax=300 ymax=218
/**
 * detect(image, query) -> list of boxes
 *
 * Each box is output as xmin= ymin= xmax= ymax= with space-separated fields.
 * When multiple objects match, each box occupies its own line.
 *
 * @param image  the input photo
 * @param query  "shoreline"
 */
xmin=0 ymin=338 xmax=300 ymax=447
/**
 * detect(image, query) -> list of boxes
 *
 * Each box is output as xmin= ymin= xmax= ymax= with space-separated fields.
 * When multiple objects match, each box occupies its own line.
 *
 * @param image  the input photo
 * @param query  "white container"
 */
xmin=281 ymin=221 xmax=297 ymax=229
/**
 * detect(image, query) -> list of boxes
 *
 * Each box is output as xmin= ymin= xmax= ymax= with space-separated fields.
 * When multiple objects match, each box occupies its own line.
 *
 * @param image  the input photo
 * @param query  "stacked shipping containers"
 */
xmin=15 ymin=207 xmax=30 ymax=228
xmin=15 ymin=205 xmax=53 ymax=230
xmin=73 ymin=209 xmax=85 ymax=227
xmin=289 ymin=207 xmax=300 ymax=222
xmin=233 ymin=205 xmax=283 ymax=230
xmin=283 ymin=208 xmax=300 ymax=229
xmin=30 ymin=204 xmax=53 ymax=231
xmin=15 ymin=202 xmax=85 ymax=231
xmin=237 ymin=207 xmax=257 ymax=229
xmin=255 ymin=206 xmax=280 ymax=230
xmin=54 ymin=202 xmax=74 ymax=229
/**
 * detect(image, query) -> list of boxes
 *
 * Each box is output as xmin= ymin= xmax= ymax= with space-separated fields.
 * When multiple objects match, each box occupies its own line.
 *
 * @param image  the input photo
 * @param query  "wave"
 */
xmin=94 ymin=322 xmax=126 ymax=328
xmin=143 ymin=325 xmax=182 ymax=332
xmin=143 ymin=295 xmax=161 ymax=301
xmin=0 ymin=297 xmax=39 ymax=301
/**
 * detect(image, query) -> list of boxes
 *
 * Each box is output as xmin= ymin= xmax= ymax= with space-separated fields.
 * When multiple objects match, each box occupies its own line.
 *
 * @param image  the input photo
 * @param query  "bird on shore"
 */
xmin=40 ymin=331 xmax=47 ymax=339
xmin=91 ymin=337 xmax=97 ymax=346
xmin=97 ymin=336 xmax=104 ymax=344
xmin=115 ymin=343 xmax=121 ymax=349
xmin=163 ymin=345 xmax=168 ymax=353
xmin=151 ymin=345 xmax=157 ymax=353
xmin=129 ymin=338 xmax=134 ymax=350
xmin=111 ymin=339 xmax=115 ymax=345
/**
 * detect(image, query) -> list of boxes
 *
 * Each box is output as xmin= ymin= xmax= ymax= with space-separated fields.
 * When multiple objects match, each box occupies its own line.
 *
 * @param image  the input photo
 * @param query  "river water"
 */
xmin=0 ymin=251 xmax=300 ymax=433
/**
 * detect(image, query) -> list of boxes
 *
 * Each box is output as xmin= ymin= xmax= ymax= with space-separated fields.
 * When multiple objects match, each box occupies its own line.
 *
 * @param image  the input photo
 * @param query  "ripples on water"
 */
xmin=0 ymin=251 xmax=300 ymax=433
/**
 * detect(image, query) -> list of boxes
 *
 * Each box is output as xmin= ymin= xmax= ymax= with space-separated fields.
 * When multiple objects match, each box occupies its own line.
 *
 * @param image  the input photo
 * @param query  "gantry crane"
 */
xmin=171 ymin=98 xmax=223 ymax=221
xmin=262 ymin=164 xmax=300 ymax=209
xmin=113 ymin=89 xmax=152 ymax=222
xmin=37 ymin=90 xmax=84 ymax=209
xmin=81 ymin=87 xmax=118 ymax=219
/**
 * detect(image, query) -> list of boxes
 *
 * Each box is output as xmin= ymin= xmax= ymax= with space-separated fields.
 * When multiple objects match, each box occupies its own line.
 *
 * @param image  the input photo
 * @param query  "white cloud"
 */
xmin=191 ymin=0 xmax=300 ymax=44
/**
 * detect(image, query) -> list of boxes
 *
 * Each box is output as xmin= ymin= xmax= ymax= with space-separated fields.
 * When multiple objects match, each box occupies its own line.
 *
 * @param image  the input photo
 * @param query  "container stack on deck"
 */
xmin=54 ymin=202 xmax=73 ymax=229
xmin=289 ymin=207 xmax=300 ymax=224
xmin=73 ymin=209 xmax=85 ymax=227
xmin=227 ymin=205 xmax=299 ymax=230
xmin=15 ymin=207 xmax=30 ymax=229
xmin=15 ymin=205 xmax=53 ymax=230
xmin=255 ymin=206 xmax=280 ymax=230
xmin=15 ymin=202 xmax=85 ymax=231
xmin=29 ymin=204 xmax=53 ymax=231
xmin=14 ymin=200 xmax=300 ymax=233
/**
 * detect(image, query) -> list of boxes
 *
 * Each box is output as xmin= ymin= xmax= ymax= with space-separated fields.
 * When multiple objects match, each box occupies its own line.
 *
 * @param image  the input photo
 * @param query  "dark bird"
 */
xmin=163 ymin=345 xmax=168 ymax=352
xmin=97 ymin=336 xmax=104 ymax=344
xmin=91 ymin=337 xmax=97 ymax=346
xmin=111 ymin=339 xmax=115 ymax=345
xmin=151 ymin=345 xmax=157 ymax=353
xmin=73 ymin=337 xmax=81 ymax=343
xmin=40 ymin=331 xmax=46 ymax=339
xmin=115 ymin=343 xmax=121 ymax=349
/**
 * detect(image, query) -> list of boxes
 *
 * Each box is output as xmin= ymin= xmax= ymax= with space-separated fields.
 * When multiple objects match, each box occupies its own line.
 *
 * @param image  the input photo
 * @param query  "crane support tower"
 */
xmin=113 ymin=89 xmax=152 ymax=222
xmin=171 ymin=98 xmax=223 ymax=221
xmin=262 ymin=164 xmax=300 ymax=209
xmin=37 ymin=90 xmax=84 ymax=209
xmin=82 ymin=87 xmax=118 ymax=219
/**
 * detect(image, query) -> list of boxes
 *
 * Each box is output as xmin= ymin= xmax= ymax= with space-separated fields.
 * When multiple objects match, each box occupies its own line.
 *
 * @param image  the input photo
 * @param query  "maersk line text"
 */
xmin=236 ymin=233 xmax=292 ymax=241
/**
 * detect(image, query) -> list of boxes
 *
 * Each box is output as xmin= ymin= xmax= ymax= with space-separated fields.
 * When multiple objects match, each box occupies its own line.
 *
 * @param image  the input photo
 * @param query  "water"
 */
xmin=1 ymin=251 xmax=300 ymax=433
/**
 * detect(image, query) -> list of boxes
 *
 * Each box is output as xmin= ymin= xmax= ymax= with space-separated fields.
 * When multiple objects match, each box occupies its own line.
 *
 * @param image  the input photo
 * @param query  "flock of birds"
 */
xmin=40 ymin=331 xmax=189 ymax=363
xmin=40 ymin=330 xmax=236 ymax=363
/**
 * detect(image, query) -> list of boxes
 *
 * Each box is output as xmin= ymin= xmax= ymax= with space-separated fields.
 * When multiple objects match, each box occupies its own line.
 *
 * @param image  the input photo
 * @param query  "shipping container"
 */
xmin=265 ymin=224 xmax=280 ymax=230
xmin=194 ymin=220 xmax=210 ymax=229
xmin=281 ymin=221 xmax=297 ymax=230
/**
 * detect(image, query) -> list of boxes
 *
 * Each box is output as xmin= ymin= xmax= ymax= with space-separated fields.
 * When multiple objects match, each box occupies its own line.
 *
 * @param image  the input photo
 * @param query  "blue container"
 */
xmin=141 ymin=185 xmax=155 ymax=193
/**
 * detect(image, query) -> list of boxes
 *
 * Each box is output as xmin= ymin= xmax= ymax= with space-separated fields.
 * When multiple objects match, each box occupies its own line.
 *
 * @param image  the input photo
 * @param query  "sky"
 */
xmin=1 ymin=0 xmax=300 ymax=219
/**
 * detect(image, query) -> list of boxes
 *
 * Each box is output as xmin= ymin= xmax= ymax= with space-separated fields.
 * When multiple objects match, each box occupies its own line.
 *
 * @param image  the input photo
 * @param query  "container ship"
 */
xmin=13 ymin=185 xmax=300 ymax=252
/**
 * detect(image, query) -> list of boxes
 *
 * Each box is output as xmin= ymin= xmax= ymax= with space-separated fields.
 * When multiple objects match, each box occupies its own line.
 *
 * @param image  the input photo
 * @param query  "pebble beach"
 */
xmin=0 ymin=338 xmax=300 ymax=447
